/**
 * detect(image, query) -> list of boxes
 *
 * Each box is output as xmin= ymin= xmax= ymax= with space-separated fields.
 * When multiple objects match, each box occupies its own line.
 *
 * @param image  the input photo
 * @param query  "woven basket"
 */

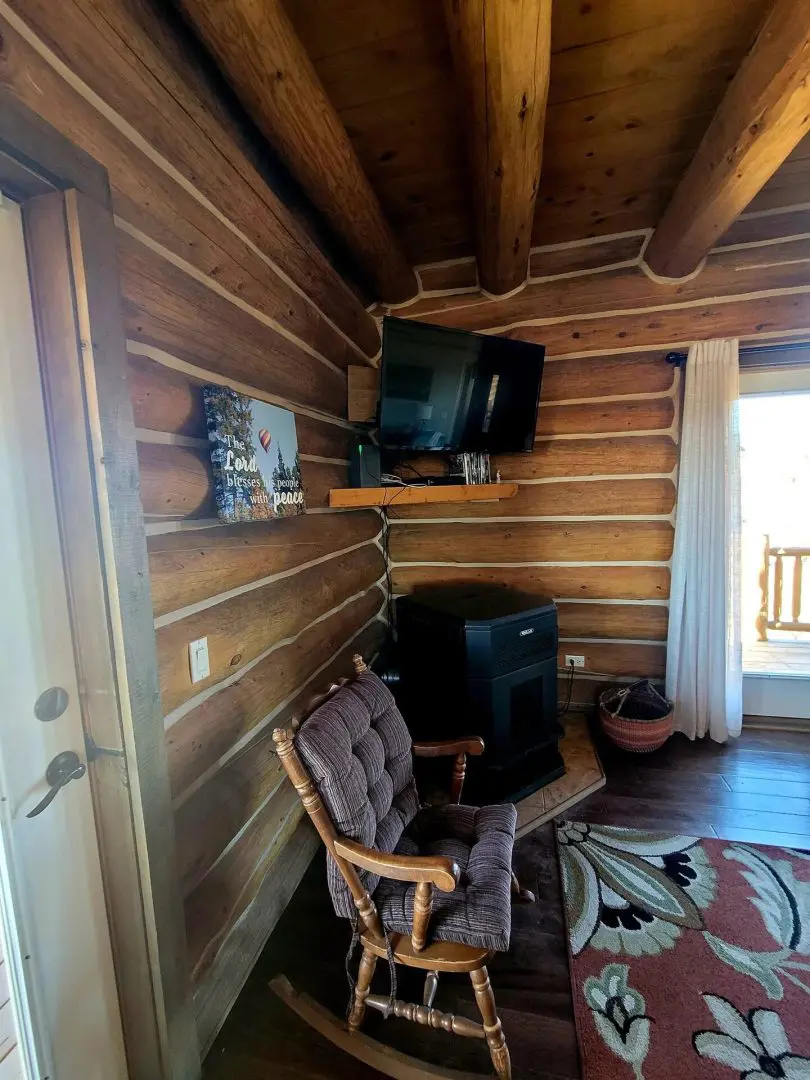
xmin=599 ymin=680 xmax=673 ymax=753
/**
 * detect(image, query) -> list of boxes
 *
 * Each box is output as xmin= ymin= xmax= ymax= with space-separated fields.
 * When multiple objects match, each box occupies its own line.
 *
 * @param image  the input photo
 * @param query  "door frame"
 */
xmin=0 ymin=93 xmax=200 ymax=1079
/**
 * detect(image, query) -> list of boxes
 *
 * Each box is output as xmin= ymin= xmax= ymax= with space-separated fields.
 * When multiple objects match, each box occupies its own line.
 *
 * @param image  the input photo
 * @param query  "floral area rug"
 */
xmin=556 ymin=821 xmax=810 ymax=1080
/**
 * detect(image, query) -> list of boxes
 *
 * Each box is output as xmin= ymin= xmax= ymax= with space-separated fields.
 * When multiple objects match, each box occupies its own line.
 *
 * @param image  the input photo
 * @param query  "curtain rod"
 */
xmin=665 ymin=340 xmax=810 ymax=368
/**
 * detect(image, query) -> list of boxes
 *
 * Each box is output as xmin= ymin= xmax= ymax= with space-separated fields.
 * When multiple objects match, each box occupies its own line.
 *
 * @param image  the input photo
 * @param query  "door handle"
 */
xmin=26 ymin=751 xmax=87 ymax=818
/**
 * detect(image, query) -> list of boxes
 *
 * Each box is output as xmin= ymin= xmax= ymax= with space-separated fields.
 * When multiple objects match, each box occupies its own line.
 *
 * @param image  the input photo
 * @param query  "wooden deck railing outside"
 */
xmin=757 ymin=535 xmax=810 ymax=640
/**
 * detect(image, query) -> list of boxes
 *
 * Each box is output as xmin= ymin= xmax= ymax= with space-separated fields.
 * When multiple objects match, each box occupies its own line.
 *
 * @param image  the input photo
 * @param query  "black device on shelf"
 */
xmin=395 ymin=586 xmax=564 ymax=803
xmin=348 ymin=440 xmax=381 ymax=488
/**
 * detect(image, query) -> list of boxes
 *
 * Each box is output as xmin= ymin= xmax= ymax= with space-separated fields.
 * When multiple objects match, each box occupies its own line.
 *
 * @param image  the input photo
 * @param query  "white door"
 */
xmin=0 ymin=197 xmax=128 ymax=1078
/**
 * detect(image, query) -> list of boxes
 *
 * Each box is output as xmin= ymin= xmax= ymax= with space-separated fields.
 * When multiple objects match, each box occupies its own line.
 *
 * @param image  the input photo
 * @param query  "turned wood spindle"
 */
xmin=774 ymin=553 xmax=784 ymax=626
xmin=792 ymin=554 xmax=803 ymax=626
xmin=411 ymin=880 xmax=433 ymax=952
xmin=354 ymin=892 xmax=380 ymax=935
xmin=348 ymin=946 xmax=377 ymax=1034
xmin=756 ymin=534 xmax=771 ymax=642
xmin=451 ymin=752 xmax=466 ymax=804
xmin=470 ymin=966 xmax=511 ymax=1080
xmin=365 ymin=994 xmax=485 ymax=1039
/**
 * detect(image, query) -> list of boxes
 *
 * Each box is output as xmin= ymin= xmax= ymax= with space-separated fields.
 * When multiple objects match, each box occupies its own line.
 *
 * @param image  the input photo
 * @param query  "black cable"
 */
xmin=380 ymin=481 xmax=414 ymax=626
xmin=380 ymin=506 xmax=395 ymax=634
xmin=354 ymin=449 xmax=430 ymax=638
xmin=371 ymin=470 xmax=416 ymax=640
xmin=378 ymin=478 xmax=416 ymax=638
xmin=395 ymin=459 xmax=433 ymax=484
xmin=558 ymin=659 xmax=575 ymax=720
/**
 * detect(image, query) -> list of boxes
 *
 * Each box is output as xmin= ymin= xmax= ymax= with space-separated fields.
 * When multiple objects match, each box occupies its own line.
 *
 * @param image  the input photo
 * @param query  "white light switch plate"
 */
xmin=189 ymin=637 xmax=210 ymax=683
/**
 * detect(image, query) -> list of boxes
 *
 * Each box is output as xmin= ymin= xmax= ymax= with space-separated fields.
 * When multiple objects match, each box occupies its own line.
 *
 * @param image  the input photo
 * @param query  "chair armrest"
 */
xmin=333 ymin=837 xmax=459 ymax=892
xmin=412 ymin=737 xmax=485 ymax=758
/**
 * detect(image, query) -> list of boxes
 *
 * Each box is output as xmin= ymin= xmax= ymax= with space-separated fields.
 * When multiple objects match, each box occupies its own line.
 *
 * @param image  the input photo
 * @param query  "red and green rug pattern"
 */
xmin=556 ymin=822 xmax=810 ymax=1080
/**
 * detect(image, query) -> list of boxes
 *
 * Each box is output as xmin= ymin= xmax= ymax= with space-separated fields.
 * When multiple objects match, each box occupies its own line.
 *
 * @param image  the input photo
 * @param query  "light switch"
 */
xmin=189 ymin=637 xmax=210 ymax=683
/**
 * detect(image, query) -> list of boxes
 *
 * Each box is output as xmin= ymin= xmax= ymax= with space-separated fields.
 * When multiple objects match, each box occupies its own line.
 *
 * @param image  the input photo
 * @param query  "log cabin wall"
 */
xmin=379 ymin=207 xmax=810 ymax=707
xmin=0 ymin=0 xmax=386 ymax=1054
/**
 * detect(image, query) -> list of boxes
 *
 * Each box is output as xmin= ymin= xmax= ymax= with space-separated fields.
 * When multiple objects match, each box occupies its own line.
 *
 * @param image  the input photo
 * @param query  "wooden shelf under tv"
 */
xmin=328 ymin=483 xmax=518 ymax=509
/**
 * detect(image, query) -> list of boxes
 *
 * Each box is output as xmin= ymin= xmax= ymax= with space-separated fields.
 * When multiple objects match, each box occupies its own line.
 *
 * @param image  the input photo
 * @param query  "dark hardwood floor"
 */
xmin=203 ymin=724 xmax=810 ymax=1080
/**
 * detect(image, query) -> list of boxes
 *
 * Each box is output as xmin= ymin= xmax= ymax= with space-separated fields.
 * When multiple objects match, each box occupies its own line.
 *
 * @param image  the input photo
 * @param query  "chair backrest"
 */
xmin=274 ymin=662 xmax=420 ymax=921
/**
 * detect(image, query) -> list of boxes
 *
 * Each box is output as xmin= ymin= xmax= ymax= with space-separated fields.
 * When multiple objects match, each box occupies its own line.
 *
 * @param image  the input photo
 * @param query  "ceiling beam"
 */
xmin=645 ymin=0 xmax=810 ymax=279
xmin=174 ymin=0 xmax=418 ymax=304
xmin=443 ymin=0 xmax=552 ymax=297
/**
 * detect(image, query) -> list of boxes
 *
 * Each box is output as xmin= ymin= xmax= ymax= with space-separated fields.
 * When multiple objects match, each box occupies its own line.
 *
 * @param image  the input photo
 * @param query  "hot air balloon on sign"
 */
xmin=258 ymin=428 xmax=272 ymax=453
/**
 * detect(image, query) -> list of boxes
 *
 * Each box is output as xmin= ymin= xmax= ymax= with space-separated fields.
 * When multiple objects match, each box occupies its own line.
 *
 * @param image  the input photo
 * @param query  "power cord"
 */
xmin=379 ymin=506 xmax=395 ymax=633
xmin=558 ymin=658 xmax=575 ymax=719
xmin=377 ymin=482 xmax=413 ymax=636
xmin=396 ymin=459 xmax=436 ymax=485
xmin=556 ymin=665 xmax=626 ymax=678
xmin=357 ymin=452 xmax=413 ymax=637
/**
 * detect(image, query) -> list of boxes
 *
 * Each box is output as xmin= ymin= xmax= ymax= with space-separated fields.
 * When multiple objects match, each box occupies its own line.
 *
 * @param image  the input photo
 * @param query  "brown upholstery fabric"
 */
xmin=295 ymin=671 xmax=420 ymax=919
xmin=375 ymin=803 xmax=516 ymax=952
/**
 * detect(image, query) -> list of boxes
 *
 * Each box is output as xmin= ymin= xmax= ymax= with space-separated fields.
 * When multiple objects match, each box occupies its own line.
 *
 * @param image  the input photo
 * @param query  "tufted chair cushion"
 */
xmin=374 ymin=803 xmax=516 ymax=952
xmin=294 ymin=671 xmax=420 ymax=919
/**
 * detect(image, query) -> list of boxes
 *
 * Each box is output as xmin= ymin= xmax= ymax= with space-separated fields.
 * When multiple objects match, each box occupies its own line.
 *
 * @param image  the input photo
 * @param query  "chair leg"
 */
xmin=347 ymin=945 xmax=377 ymax=1034
xmin=510 ymin=869 xmax=535 ymax=904
xmin=470 ymin=965 xmax=511 ymax=1080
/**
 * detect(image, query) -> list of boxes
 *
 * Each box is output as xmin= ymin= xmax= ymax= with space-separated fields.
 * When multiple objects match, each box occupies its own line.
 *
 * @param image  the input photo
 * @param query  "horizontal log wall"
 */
xmin=0 ymin=0 xmax=384 ymax=1057
xmin=386 ymin=205 xmax=810 ymax=705
xmin=388 ymin=353 xmax=679 ymax=701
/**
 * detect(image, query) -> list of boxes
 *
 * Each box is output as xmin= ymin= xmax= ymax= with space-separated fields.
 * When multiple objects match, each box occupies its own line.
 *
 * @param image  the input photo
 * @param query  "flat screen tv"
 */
xmin=378 ymin=317 xmax=545 ymax=453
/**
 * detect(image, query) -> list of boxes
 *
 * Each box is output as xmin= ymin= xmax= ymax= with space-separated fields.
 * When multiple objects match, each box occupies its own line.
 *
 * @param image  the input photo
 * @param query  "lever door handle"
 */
xmin=26 ymin=751 xmax=87 ymax=818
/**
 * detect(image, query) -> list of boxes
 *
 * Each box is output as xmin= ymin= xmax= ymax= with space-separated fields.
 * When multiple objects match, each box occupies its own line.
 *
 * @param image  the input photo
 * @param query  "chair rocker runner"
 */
xmin=272 ymin=654 xmax=534 ymax=1079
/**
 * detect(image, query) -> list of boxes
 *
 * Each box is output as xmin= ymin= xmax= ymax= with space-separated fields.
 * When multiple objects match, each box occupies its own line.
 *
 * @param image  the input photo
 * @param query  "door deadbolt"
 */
xmin=34 ymin=686 xmax=69 ymax=723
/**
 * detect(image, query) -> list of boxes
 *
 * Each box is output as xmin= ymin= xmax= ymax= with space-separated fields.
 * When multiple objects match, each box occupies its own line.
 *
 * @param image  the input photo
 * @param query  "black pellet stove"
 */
xmin=395 ymin=586 xmax=564 ymax=803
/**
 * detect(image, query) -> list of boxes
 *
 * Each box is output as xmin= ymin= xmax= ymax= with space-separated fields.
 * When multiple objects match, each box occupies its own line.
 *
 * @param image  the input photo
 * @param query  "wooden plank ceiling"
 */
xmin=284 ymin=0 xmax=773 ymax=263
xmin=175 ymin=0 xmax=810 ymax=295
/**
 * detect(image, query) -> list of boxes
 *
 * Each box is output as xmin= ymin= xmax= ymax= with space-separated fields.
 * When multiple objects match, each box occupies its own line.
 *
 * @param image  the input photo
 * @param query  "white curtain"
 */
xmin=666 ymin=338 xmax=742 ymax=741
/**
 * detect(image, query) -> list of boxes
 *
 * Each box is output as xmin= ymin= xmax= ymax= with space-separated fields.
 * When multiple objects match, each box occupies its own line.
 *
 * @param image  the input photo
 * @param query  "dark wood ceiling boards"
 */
xmin=285 ymin=0 xmax=472 ymax=266
xmin=164 ymin=0 xmax=810 ymax=294
xmin=285 ymin=0 xmax=774 ymax=267
xmin=533 ymin=0 xmax=772 ymax=245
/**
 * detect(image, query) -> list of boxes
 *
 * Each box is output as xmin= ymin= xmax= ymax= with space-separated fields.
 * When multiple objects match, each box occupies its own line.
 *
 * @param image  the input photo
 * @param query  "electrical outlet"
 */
xmin=189 ymin=637 xmax=210 ymax=683
xmin=565 ymin=654 xmax=585 ymax=669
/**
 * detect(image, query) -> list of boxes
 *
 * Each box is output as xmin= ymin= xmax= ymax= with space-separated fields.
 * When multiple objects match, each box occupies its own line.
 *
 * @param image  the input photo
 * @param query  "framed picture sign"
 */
xmin=203 ymin=386 xmax=306 ymax=523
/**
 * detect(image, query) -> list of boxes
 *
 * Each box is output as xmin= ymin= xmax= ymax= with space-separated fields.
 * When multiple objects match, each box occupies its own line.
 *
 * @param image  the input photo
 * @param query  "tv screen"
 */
xmin=379 ymin=317 xmax=545 ymax=453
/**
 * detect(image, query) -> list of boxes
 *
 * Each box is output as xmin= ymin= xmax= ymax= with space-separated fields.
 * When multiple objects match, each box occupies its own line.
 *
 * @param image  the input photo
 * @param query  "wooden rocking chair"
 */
xmin=272 ymin=655 xmax=534 ymax=1079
